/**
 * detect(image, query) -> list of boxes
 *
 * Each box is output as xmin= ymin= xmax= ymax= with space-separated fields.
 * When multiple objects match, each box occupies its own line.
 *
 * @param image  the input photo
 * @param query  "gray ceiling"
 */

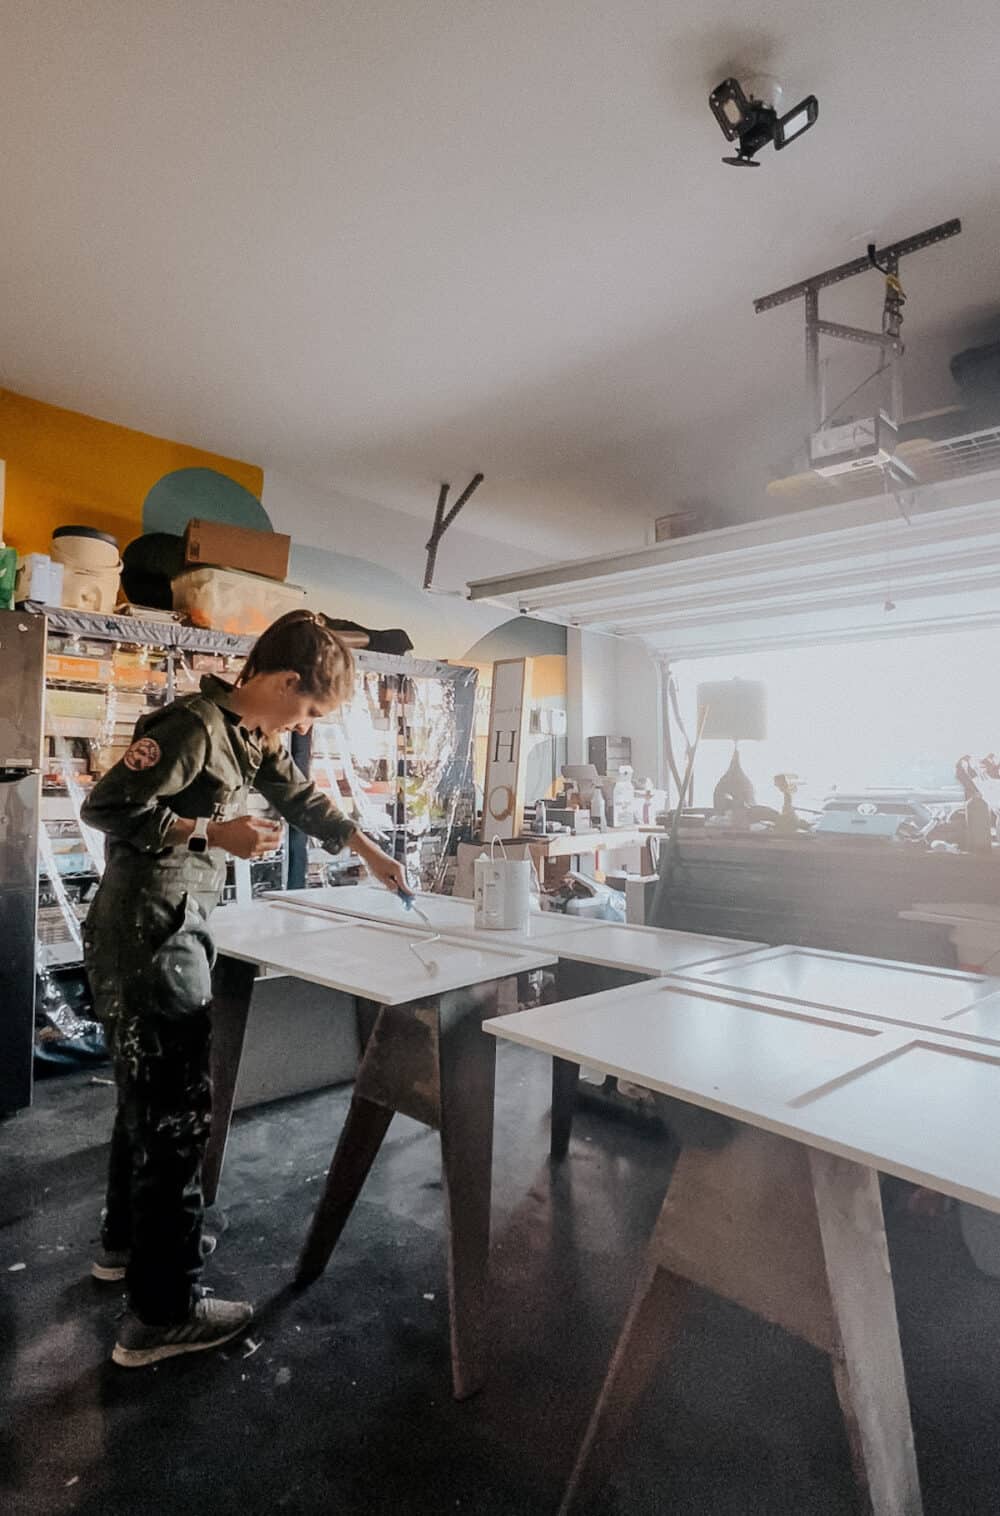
xmin=1 ymin=1 xmax=996 ymax=556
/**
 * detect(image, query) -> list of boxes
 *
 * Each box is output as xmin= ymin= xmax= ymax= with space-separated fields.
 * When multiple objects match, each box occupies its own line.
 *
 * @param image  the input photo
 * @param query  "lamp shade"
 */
xmin=696 ymin=679 xmax=767 ymax=741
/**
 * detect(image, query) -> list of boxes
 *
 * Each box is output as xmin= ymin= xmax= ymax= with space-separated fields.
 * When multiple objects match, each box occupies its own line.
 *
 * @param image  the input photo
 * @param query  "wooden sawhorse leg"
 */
xmin=546 ymin=961 xmax=647 ymax=1161
xmin=550 ymin=1057 xmax=582 ymax=1161
xmin=561 ymin=1124 xmax=922 ymax=1515
xmin=296 ymin=979 xmax=500 ymax=1400
xmin=203 ymin=955 xmax=257 ymax=1208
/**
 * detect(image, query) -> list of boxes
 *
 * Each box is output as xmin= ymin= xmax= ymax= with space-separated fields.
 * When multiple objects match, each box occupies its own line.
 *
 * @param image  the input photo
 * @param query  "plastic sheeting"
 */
xmin=34 ymin=965 xmax=106 ymax=1069
xmin=52 ymin=737 xmax=106 ymax=875
xmin=406 ymin=666 xmax=477 ymax=840
xmin=308 ymin=663 xmax=477 ymax=890
xmin=38 ymin=826 xmax=84 ymax=956
xmin=35 ymin=827 xmax=106 ymax=1066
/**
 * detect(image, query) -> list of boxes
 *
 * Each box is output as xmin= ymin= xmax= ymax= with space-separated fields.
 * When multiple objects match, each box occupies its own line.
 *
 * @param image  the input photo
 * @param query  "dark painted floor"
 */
xmin=2 ymin=1045 xmax=1000 ymax=1516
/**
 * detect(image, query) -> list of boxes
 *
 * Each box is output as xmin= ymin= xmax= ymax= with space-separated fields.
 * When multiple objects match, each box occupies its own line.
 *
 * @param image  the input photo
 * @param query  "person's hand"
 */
xmin=366 ymin=850 xmax=409 ymax=895
xmin=350 ymin=831 xmax=410 ymax=893
xmin=208 ymin=815 xmax=282 ymax=860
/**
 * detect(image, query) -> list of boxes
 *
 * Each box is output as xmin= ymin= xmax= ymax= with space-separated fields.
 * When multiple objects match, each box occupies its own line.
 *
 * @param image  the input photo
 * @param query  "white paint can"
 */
xmin=474 ymin=839 xmax=532 ymax=932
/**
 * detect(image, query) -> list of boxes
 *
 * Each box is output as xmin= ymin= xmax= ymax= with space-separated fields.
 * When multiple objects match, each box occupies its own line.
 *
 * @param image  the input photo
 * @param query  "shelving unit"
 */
xmin=36 ymin=608 xmax=264 ymax=974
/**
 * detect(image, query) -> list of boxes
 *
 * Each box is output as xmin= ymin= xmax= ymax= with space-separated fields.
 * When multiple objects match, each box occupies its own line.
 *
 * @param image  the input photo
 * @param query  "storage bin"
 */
xmin=172 ymin=565 xmax=306 ymax=635
xmin=16 ymin=553 xmax=64 ymax=606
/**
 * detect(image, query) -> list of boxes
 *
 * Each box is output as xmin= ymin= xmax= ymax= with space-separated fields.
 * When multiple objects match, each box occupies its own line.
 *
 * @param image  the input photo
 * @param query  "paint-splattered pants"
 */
xmin=85 ymin=857 xmax=221 ymax=1326
xmin=102 ymin=1012 xmax=212 ymax=1324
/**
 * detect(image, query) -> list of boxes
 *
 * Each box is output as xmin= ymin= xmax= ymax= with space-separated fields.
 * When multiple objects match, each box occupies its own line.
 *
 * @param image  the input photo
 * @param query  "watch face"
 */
xmin=188 ymin=834 xmax=208 ymax=853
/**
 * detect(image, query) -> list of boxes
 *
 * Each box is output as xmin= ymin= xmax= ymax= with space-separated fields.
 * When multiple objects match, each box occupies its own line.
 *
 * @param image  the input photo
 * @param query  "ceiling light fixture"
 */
xmin=709 ymin=76 xmax=818 ymax=167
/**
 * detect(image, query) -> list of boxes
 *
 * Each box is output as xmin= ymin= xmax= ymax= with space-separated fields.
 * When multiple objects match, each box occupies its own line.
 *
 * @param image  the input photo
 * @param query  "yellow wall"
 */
xmin=0 ymin=388 xmax=262 ymax=554
xmin=525 ymin=654 xmax=568 ymax=701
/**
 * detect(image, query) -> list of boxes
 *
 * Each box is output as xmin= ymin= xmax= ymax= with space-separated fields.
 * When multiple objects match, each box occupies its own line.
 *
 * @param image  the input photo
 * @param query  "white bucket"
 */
xmin=51 ymin=527 xmax=121 ymax=612
xmin=474 ymin=838 xmax=532 ymax=931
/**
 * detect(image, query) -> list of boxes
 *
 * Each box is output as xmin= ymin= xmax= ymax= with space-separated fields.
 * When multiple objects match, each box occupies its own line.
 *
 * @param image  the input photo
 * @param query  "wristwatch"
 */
xmin=187 ymin=816 xmax=210 ymax=854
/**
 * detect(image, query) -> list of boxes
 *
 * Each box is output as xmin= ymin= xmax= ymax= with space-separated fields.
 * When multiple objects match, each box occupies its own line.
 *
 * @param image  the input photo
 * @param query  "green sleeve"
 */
xmin=81 ymin=706 xmax=209 ymax=853
xmin=253 ymin=743 xmax=357 ymax=853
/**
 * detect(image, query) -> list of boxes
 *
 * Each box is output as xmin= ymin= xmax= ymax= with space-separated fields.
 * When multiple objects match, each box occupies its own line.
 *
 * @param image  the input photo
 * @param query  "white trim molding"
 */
xmin=468 ymin=472 xmax=1000 ymax=659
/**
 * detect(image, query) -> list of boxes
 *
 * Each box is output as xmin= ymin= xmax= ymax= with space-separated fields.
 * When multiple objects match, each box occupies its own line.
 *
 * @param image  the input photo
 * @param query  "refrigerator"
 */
xmin=0 ymin=610 xmax=45 ymax=1112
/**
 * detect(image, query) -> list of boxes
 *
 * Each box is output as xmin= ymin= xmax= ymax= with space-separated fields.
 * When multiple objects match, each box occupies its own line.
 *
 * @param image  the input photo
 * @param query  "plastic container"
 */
xmin=172 ymin=565 xmax=306 ymax=635
xmin=0 ymin=545 xmax=16 ymax=610
xmin=51 ymin=526 xmax=121 ymax=612
xmin=16 ymin=553 xmax=64 ymax=606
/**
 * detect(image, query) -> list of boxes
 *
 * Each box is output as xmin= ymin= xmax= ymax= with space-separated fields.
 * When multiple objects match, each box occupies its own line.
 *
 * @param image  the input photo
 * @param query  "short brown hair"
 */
xmin=239 ymin=610 xmax=354 ymax=704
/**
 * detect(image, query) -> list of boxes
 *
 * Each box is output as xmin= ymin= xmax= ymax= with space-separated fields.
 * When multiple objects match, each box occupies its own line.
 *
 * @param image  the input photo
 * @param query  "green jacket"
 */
xmin=82 ymin=673 xmax=355 ymax=883
xmin=82 ymin=675 xmax=356 ymax=1028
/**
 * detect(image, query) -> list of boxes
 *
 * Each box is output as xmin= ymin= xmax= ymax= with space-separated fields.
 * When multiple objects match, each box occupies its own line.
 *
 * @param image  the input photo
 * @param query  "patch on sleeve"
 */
xmin=123 ymin=737 xmax=162 ymax=772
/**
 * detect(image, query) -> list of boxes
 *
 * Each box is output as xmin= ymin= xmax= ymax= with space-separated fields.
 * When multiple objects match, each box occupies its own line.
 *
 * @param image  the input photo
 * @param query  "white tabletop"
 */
xmin=213 ymin=900 xmax=556 ymax=1006
xmin=672 ymin=945 xmax=1000 ymax=1042
xmin=213 ymin=901 xmax=349 ymax=941
xmin=268 ymin=884 xmax=480 ymax=933
xmin=266 ymin=885 xmax=759 ymax=971
xmin=520 ymin=920 xmax=766 ymax=976
xmin=486 ymin=978 xmax=1000 ymax=1214
xmin=266 ymin=883 xmax=597 ymax=943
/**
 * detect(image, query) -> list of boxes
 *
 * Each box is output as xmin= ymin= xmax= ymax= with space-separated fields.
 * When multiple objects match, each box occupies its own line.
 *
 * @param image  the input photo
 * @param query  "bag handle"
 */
xmin=489 ymin=835 xmax=508 ymax=861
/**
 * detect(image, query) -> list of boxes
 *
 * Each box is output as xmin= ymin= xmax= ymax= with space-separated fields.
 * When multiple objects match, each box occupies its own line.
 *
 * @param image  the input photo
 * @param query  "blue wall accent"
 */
xmin=462 ymin=617 xmax=567 ymax=662
xmin=143 ymin=468 xmax=272 ymax=535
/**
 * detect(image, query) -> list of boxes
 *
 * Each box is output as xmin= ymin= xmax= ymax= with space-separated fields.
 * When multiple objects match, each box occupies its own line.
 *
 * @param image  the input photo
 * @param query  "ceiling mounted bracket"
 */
xmin=753 ymin=217 xmax=961 ymax=432
xmin=423 ymin=472 xmax=484 ymax=590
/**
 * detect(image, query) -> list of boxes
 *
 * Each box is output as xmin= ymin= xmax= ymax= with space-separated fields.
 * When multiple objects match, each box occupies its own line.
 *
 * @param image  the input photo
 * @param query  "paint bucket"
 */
xmin=474 ymin=838 xmax=532 ymax=931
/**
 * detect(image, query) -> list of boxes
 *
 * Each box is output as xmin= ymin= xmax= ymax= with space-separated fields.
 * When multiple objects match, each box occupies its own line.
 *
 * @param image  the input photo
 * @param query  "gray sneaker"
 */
xmin=112 ymin=1296 xmax=253 ymax=1368
xmin=92 ymin=1233 xmax=217 ymax=1282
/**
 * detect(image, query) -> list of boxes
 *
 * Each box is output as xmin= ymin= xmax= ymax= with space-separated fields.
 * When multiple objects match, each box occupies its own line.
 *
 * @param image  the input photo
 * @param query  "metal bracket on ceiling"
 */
xmin=423 ymin=472 xmax=484 ymax=591
xmin=753 ymin=217 xmax=962 ymax=431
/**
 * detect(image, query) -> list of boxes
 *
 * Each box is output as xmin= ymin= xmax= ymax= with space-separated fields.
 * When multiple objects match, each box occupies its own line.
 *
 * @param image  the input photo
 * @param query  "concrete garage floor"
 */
xmin=3 ymin=1042 xmax=1000 ymax=1516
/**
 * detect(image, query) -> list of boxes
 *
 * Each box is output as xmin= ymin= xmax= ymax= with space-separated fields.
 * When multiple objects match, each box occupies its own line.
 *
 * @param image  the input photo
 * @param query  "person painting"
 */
xmin=81 ymin=610 xmax=406 ymax=1367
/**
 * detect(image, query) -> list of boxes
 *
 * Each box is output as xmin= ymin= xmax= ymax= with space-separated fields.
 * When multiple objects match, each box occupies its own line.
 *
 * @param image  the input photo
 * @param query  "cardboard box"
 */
xmin=47 ymin=653 xmax=113 ymax=683
xmin=45 ymin=689 xmax=107 ymax=722
xmin=109 ymin=663 xmax=168 ymax=688
xmin=184 ymin=519 xmax=290 ymax=583
xmin=46 ymin=715 xmax=103 ymax=740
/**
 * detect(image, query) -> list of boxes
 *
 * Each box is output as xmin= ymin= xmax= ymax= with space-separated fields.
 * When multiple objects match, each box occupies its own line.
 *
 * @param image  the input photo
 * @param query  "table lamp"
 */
xmin=696 ymin=679 xmax=767 ymax=812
